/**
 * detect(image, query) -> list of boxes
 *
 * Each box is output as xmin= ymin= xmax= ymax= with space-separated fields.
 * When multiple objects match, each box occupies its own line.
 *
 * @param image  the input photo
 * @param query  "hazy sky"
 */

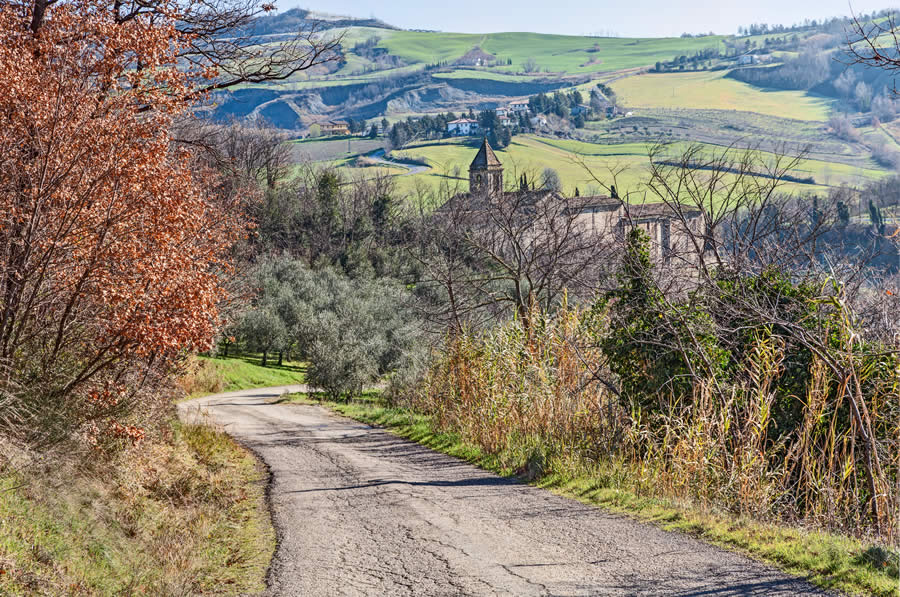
xmin=289 ymin=0 xmax=897 ymax=37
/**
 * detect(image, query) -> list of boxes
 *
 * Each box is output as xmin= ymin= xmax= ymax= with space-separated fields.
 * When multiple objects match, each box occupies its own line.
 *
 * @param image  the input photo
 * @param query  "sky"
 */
xmin=289 ymin=0 xmax=897 ymax=37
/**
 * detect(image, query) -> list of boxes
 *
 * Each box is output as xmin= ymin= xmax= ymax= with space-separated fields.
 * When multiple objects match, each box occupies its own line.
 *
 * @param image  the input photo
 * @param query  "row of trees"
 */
xmin=529 ymin=90 xmax=585 ymax=118
xmin=235 ymin=261 xmax=419 ymax=398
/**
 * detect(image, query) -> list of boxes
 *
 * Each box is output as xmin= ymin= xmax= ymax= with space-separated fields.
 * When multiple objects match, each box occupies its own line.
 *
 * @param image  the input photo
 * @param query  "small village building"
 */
xmin=509 ymin=99 xmax=530 ymax=113
xmin=320 ymin=121 xmax=350 ymax=136
xmin=571 ymin=104 xmax=591 ymax=116
xmin=499 ymin=115 xmax=513 ymax=127
xmin=495 ymin=107 xmax=509 ymax=118
xmin=447 ymin=118 xmax=480 ymax=136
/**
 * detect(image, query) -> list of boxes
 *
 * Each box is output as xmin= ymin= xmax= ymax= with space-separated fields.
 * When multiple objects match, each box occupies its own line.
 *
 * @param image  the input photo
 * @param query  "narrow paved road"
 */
xmin=369 ymin=149 xmax=430 ymax=176
xmin=179 ymin=387 xmax=831 ymax=597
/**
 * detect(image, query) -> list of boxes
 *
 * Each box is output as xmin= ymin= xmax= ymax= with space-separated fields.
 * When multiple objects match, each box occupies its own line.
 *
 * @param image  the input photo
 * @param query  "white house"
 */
xmin=495 ymin=107 xmax=509 ymax=118
xmin=447 ymin=118 xmax=480 ymax=136
xmin=499 ymin=115 xmax=513 ymax=127
xmin=509 ymin=99 xmax=530 ymax=113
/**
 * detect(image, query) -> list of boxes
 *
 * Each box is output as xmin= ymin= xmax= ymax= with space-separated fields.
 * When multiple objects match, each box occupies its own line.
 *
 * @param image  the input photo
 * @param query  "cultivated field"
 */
xmin=609 ymin=71 xmax=835 ymax=120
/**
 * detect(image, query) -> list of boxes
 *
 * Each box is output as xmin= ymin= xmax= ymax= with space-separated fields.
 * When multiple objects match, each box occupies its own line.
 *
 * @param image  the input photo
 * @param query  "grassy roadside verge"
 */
xmin=291 ymin=393 xmax=899 ymax=597
xmin=0 ymin=421 xmax=275 ymax=595
xmin=180 ymin=353 xmax=307 ymax=398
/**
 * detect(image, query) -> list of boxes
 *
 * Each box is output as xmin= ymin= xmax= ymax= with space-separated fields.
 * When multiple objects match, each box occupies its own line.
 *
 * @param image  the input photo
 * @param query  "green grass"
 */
xmin=376 ymin=30 xmax=727 ymax=74
xmin=610 ymin=71 xmax=835 ymax=121
xmin=390 ymin=135 xmax=652 ymax=197
xmin=296 ymin=393 xmax=900 ymax=597
xmin=183 ymin=354 xmax=307 ymax=397
xmin=383 ymin=134 xmax=889 ymax=198
xmin=0 ymin=422 xmax=275 ymax=595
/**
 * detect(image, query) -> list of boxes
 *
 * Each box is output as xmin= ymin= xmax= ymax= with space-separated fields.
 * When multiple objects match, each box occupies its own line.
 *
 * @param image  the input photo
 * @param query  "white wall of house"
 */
xmin=447 ymin=119 xmax=480 ymax=136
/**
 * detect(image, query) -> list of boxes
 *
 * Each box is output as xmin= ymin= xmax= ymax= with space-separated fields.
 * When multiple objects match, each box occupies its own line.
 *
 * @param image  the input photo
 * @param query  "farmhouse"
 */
xmin=320 ymin=121 xmax=350 ymax=136
xmin=509 ymin=99 xmax=530 ymax=113
xmin=447 ymin=118 xmax=480 ymax=136
xmin=457 ymin=139 xmax=704 ymax=263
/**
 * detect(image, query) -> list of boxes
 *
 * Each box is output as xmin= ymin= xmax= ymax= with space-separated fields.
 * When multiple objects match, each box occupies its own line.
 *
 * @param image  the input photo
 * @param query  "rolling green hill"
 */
xmin=223 ymin=9 xmax=900 ymax=198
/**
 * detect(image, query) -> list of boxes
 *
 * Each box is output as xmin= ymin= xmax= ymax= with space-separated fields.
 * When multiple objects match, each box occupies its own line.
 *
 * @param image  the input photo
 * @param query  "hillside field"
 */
xmin=609 ymin=71 xmax=835 ymax=121
xmin=375 ymin=30 xmax=726 ymax=74
xmin=381 ymin=135 xmax=891 ymax=199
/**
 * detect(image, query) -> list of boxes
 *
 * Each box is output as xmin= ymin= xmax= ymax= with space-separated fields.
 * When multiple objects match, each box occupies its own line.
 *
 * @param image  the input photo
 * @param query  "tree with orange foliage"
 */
xmin=0 ymin=0 xmax=336 ymax=446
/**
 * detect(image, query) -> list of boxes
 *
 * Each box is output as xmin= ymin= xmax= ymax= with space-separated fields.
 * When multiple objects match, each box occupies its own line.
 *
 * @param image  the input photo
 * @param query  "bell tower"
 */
xmin=469 ymin=138 xmax=503 ymax=198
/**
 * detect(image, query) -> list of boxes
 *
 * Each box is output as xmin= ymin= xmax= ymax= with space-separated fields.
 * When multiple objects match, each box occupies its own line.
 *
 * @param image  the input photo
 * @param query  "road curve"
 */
xmin=179 ymin=387 xmax=831 ymax=597
xmin=369 ymin=149 xmax=430 ymax=176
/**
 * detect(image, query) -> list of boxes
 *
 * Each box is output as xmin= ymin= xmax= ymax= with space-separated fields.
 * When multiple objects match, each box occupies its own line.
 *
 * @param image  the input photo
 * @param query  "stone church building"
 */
xmin=464 ymin=139 xmax=704 ymax=263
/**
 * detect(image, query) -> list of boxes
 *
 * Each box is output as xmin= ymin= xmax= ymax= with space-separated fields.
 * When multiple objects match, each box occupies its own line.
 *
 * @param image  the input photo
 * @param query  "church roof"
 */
xmin=470 ymin=138 xmax=502 ymax=169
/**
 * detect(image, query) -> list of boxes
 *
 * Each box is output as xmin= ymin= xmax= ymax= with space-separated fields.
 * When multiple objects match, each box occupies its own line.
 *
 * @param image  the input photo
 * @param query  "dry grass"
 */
xmin=178 ymin=357 xmax=226 ymax=397
xmin=0 ymin=421 xmax=275 ymax=595
xmin=329 ymin=397 xmax=900 ymax=597
xmin=395 ymin=304 xmax=898 ymax=578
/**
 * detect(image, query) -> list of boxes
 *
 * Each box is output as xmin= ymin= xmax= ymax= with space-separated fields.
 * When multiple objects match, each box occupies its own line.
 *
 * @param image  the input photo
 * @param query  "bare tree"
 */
xmin=846 ymin=11 xmax=900 ymax=92
xmin=420 ymin=188 xmax=616 ymax=334
xmin=27 ymin=0 xmax=343 ymax=99
xmin=216 ymin=117 xmax=293 ymax=189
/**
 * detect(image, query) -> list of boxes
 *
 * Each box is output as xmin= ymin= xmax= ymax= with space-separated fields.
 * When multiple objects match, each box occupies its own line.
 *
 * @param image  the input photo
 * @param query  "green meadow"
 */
xmin=381 ymin=135 xmax=890 ymax=199
xmin=376 ymin=30 xmax=726 ymax=74
xmin=609 ymin=71 xmax=835 ymax=120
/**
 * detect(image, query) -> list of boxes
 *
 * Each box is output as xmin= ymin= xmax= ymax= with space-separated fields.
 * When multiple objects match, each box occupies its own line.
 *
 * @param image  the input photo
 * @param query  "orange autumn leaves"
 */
xmin=0 ymin=0 xmax=244 ymax=440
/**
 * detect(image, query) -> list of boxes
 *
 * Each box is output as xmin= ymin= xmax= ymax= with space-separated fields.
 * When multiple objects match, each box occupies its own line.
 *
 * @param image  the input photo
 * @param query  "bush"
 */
xmin=829 ymin=114 xmax=861 ymax=142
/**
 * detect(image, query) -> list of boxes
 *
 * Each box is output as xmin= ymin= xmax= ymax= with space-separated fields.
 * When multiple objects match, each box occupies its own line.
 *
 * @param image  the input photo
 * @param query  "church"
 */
xmin=461 ymin=138 xmax=704 ymax=264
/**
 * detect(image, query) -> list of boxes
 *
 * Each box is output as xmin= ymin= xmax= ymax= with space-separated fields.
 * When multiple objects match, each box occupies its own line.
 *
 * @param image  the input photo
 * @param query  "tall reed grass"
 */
xmin=400 ymin=304 xmax=898 ymax=542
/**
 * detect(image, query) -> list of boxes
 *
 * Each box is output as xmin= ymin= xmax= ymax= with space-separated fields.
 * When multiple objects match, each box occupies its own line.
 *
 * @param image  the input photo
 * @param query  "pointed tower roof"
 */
xmin=470 ymin=138 xmax=502 ymax=169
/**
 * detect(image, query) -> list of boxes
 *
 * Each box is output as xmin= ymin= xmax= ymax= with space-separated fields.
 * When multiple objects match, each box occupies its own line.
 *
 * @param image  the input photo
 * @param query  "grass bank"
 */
xmin=291 ymin=393 xmax=899 ymax=597
xmin=0 ymin=421 xmax=275 ymax=595
xmin=180 ymin=353 xmax=307 ymax=398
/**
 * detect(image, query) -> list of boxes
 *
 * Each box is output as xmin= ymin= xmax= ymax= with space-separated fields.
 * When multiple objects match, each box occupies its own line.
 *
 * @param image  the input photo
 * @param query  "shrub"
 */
xmin=829 ymin=114 xmax=861 ymax=142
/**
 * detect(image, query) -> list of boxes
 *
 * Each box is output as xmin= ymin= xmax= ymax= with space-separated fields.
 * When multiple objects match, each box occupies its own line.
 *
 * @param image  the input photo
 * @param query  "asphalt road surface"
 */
xmin=179 ymin=386 xmax=831 ymax=597
xmin=369 ymin=149 xmax=430 ymax=176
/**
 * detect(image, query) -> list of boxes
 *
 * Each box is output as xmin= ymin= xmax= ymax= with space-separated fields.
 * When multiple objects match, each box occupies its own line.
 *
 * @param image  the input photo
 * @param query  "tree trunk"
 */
xmin=278 ymin=351 xmax=283 ymax=366
xmin=262 ymin=350 xmax=268 ymax=367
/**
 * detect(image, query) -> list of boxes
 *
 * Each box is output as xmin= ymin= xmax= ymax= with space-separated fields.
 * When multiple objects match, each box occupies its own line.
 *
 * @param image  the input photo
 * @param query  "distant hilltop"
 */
xmin=248 ymin=7 xmax=397 ymax=37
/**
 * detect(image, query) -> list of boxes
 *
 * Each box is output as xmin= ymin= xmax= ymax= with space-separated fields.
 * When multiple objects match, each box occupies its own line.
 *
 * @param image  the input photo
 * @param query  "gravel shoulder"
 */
xmin=179 ymin=386 xmax=832 ymax=597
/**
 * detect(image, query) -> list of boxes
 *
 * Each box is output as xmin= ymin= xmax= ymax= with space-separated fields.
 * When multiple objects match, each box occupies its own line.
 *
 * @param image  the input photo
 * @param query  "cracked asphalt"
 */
xmin=179 ymin=386 xmax=832 ymax=597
